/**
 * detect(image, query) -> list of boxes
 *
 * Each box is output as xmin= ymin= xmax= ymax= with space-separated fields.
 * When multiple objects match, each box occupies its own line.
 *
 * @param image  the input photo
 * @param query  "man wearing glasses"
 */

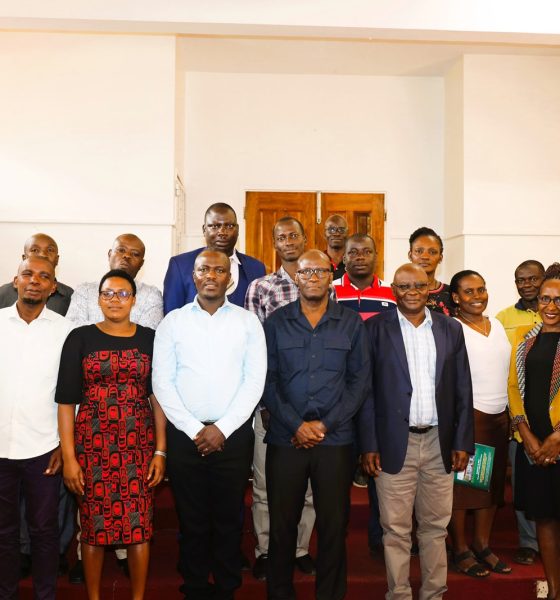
xmin=323 ymin=214 xmax=349 ymax=280
xmin=163 ymin=203 xmax=265 ymax=314
xmin=263 ymin=250 xmax=370 ymax=600
xmin=245 ymin=217 xmax=317 ymax=581
xmin=359 ymin=263 xmax=473 ymax=600
xmin=495 ymin=259 xmax=545 ymax=567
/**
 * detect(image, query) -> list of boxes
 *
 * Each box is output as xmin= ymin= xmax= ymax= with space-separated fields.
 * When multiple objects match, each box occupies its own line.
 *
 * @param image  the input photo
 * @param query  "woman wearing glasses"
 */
xmin=509 ymin=262 xmax=560 ymax=600
xmin=447 ymin=270 xmax=512 ymax=577
xmin=56 ymin=269 xmax=166 ymax=600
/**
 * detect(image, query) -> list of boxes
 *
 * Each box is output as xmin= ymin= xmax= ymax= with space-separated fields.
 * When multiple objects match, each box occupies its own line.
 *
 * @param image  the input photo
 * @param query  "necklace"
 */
xmin=459 ymin=312 xmax=489 ymax=336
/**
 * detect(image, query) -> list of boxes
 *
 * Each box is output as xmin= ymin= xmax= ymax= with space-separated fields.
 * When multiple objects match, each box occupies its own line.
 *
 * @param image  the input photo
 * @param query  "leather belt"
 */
xmin=408 ymin=426 xmax=434 ymax=434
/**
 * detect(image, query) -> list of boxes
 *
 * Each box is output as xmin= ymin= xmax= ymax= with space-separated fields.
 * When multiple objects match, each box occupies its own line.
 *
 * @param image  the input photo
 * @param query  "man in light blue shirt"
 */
xmin=153 ymin=249 xmax=266 ymax=600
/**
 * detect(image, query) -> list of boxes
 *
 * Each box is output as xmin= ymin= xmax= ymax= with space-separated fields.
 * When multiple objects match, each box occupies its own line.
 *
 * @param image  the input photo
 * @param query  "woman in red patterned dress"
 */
xmin=57 ymin=269 xmax=166 ymax=600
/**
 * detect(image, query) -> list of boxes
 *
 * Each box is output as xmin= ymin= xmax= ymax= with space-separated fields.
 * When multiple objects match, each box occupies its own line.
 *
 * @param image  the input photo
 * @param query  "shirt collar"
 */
xmin=190 ymin=295 xmax=232 ymax=314
xmin=229 ymin=250 xmax=241 ymax=266
xmin=343 ymin=273 xmax=378 ymax=290
xmin=276 ymin=265 xmax=297 ymax=284
xmin=6 ymin=302 xmax=56 ymax=323
xmin=396 ymin=306 xmax=432 ymax=327
xmin=514 ymin=297 xmax=537 ymax=312
xmin=287 ymin=298 xmax=343 ymax=320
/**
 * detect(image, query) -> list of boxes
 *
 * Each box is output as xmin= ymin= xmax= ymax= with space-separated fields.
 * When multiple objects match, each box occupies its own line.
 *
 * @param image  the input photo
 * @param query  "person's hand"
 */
xmin=361 ymin=452 xmax=382 ymax=477
xmin=260 ymin=409 xmax=271 ymax=431
xmin=451 ymin=450 xmax=469 ymax=472
xmin=44 ymin=446 xmax=62 ymax=475
xmin=194 ymin=425 xmax=226 ymax=456
xmin=521 ymin=429 xmax=542 ymax=462
xmin=292 ymin=421 xmax=325 ymax=449
xmin=147 ymin=454 xmax=166 ymax=487
xmin=63 ymin=457 xmax=85 ymax=496
xmin=533 ymin=431 xmax=560 ymax=466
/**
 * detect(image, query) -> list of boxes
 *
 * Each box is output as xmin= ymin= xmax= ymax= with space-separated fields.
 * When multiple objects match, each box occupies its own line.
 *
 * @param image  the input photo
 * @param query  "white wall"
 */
xmin=461 ymin=55 xmax=560 ymax=314
xmin=181 ymin=68 xmax=444 ymax=280
xmin=0 ymin=32 xmax=177 ymax=289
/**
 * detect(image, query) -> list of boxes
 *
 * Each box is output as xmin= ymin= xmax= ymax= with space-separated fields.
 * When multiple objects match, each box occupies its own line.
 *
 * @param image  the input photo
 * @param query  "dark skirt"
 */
xmin=453 ymin=409 xmax=509 ymax=510
xmin=514 ymin=443 xmax=560 ymax=520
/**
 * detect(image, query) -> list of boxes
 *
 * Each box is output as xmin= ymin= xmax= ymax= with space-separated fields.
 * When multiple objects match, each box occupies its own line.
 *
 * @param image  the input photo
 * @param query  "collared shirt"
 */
xmin=244 ymin=265 xmax=299 ymax=324
xmin=397 ymin=307 xmax=438 ymax=427
xmin=327 ymin=255 xmax=346 ymax=281
xmin=152 ymin=296 xmax=267 ymax=440
xmin=263 ymin=299 xmax=370 ymax=446
xmin=66 ymin=280 xmax=163 ymax=329
xmin=0 ymin=304 xmax=73 ymax=459
xmin=495 ymin=299 xmax=542 ymax=346
xmin=0 ymin=280 xmax=74 ymax=316
xmin=226 ymin=250 xmax=241 ymax=297
xmin=332 ymin=273 xmax=396 ymax=320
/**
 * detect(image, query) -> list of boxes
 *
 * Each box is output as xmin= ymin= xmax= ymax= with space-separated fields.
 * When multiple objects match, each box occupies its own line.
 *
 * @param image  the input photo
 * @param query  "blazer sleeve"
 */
xmin=163 ymin=256 xmax=186 ymax=315
xmin=357 ymin=319 xmax=378 ymax=454
xmin=508 ymin=328 xmax=528 ymax=442
xmin=450 ymin=322 xmax=475 ymax=454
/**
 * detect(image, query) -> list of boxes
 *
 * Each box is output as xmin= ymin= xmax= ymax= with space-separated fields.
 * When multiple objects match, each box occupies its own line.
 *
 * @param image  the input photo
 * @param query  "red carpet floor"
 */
xmin=18 ymin=481 xmax=545 ymax=599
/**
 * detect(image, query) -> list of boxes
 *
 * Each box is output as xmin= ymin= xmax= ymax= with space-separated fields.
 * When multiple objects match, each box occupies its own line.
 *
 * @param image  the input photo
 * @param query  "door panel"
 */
xmin=245 ymin=191 xmax=385 ymax=277
xmin=320 ymin=193 xmax=385 ymax=278
xmin=245 ymin=191 xmax=317 ymax=273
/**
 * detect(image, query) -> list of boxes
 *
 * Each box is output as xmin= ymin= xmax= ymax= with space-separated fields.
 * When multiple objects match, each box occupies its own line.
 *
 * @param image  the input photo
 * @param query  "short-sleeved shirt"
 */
xmin=495 ymin=299 xmax=542 ymax=346
xmin=332 ymin=273 xmax=396 ymax=320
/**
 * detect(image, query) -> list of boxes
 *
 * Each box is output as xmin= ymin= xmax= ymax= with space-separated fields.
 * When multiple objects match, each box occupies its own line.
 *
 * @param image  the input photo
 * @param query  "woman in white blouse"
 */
xmin=448 ymin=270 xmax=512 ymax=578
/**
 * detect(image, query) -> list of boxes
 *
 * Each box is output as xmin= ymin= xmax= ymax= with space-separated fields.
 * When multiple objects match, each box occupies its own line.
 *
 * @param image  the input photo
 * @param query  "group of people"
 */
xmin=0 ymin=203 xmax=559 ymax=600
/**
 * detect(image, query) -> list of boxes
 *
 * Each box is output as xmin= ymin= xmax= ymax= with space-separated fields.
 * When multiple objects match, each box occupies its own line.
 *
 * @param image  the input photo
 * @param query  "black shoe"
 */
xmin=241 ymin=551 xmax=251 ymax=571
xmin=353 ymin=465 xmax=369 ymax=488
xmin=19 ymin=553 xmax=32 ymax=580
xmin=68 ymin=560 xmax=85 ymax=585
xmin=117 ymin=557 xmax=130 ymax=578
xmin=295 ymin=554 xmax=316 ymax=575
xmin=252 ymin=554 xmax=268 ymax=581
xmin=58 ymin=554 xmax=69 ymax=577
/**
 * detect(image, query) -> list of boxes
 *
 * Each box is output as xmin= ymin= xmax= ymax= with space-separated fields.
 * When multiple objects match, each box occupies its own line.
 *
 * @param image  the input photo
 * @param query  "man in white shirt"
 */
xmin=0 ymin=256 xmax=73 ymax=600
xmin=153 ymin=250 xmax=267 ymax=600
xmin=66 ymin=233 xmax=163 ymax=329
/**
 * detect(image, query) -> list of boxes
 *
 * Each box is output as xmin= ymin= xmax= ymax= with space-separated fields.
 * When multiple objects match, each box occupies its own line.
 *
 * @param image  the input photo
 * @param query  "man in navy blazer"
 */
xmin=163 ymin=203 xmax=266 ymax=314
xmin=359 ymin=263 xmax=474 ymax=600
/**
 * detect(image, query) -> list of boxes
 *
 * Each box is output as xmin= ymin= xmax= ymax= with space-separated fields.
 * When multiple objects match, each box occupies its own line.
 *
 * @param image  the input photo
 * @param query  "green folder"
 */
xmin=454 ymin=443 xmax=495 ymax=491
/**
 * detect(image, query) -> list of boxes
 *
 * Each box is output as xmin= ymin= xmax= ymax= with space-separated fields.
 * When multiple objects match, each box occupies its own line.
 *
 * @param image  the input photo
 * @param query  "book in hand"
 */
xmin=454 ymin=443 xmax=495 ymax=491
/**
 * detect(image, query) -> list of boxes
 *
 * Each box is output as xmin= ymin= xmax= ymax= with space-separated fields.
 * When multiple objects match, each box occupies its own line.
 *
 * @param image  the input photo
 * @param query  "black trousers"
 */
xmin=167 ymin=420 xmax=253 ymax=600
xmin=266 ymin=443 xmax=354 ymax=600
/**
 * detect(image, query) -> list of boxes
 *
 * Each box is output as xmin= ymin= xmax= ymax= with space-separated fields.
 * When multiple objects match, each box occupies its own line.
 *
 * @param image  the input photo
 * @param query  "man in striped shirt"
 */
xmin=244 ymin=216 xmax=316 ymax=580
xmin=332 ymin=233 xmax=396 ymax=320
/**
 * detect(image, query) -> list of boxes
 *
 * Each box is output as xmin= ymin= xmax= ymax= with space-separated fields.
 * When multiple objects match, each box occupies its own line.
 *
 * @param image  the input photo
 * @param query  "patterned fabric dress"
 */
xmin=56 ymin=324 xmax=155 ymax=545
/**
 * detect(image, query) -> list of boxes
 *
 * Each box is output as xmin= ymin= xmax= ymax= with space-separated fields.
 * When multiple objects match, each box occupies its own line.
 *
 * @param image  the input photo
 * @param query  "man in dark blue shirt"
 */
xmin=263 ymin=249 xmax=370 ymax=600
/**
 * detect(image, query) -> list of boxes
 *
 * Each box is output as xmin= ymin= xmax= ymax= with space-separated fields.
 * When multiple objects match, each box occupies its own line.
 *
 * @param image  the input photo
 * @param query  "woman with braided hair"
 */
xmin=509 ymin=262 xmax=560 ymax=600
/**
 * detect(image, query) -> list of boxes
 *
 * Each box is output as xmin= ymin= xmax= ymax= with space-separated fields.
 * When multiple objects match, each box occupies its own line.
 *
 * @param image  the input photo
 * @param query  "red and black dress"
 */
xmin=56 ymin=324 xmax=155 ymax=546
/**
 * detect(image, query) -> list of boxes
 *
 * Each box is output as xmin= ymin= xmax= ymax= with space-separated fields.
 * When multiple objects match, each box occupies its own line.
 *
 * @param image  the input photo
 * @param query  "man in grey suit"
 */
xmin=360 ymin=263 xmax=474 ymax=600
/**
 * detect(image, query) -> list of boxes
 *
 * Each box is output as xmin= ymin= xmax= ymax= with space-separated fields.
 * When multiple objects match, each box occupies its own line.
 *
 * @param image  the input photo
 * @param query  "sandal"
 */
xmin=513 ymin=546 xmax=537 ymax=565
xmin=472 ymin=547 xmax=512 ymax=574
xmin=452 ymin=550 xmax=490 ymax=578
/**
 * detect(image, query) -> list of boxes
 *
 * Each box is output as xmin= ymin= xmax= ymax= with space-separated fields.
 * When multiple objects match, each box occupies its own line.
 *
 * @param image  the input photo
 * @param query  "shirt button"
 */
xmin=311 ymin=354 xmax=316 ymax=359
xmin=310 ymin=375 xmax=315 ymax=379
xmin=313 ymin=334 xmax=317 ymax=338
xmin=310 ymin=396 xmax=314 ymax=400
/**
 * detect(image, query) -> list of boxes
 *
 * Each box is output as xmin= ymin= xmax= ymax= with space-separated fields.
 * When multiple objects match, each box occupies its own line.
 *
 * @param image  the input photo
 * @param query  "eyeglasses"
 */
xmin=538 ymin=295 xmax=560 ymax=308
xmin=392 ymin=282 xmax=429 ymax=292
xmin=275 ymin=232 xmax=302 ymax=243
xmin=325 ymin=226 xmax=348 ymax=235
xmin=515 ymin=276 xmax=542 ymax=285
xmin=99 ymin=290 xmax=133 ymax=301
xmin=205 ymin=223 xmax=237 ymax=232
xmin=296 ymin=268 xmax=331 ymax=280
xmin=346 ymin=248 xmax=374 ymax=258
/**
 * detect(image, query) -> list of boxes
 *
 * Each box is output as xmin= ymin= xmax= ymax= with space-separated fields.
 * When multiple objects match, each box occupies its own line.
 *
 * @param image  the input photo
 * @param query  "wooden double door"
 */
xmin=245 ymin=191 xmax=385 ymax=277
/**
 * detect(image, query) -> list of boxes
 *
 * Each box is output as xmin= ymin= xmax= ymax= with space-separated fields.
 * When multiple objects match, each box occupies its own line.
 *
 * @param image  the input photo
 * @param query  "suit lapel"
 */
xmin=431 ymin=314 xmax=445 ymax=386
xmin=386 ymin=314 xmax=412 ymax=388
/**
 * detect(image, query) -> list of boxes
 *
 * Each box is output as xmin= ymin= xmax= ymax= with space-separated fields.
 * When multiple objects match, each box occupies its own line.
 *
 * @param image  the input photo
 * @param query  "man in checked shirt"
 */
xmin=244 ymin=216 xmax=317 ymax=580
